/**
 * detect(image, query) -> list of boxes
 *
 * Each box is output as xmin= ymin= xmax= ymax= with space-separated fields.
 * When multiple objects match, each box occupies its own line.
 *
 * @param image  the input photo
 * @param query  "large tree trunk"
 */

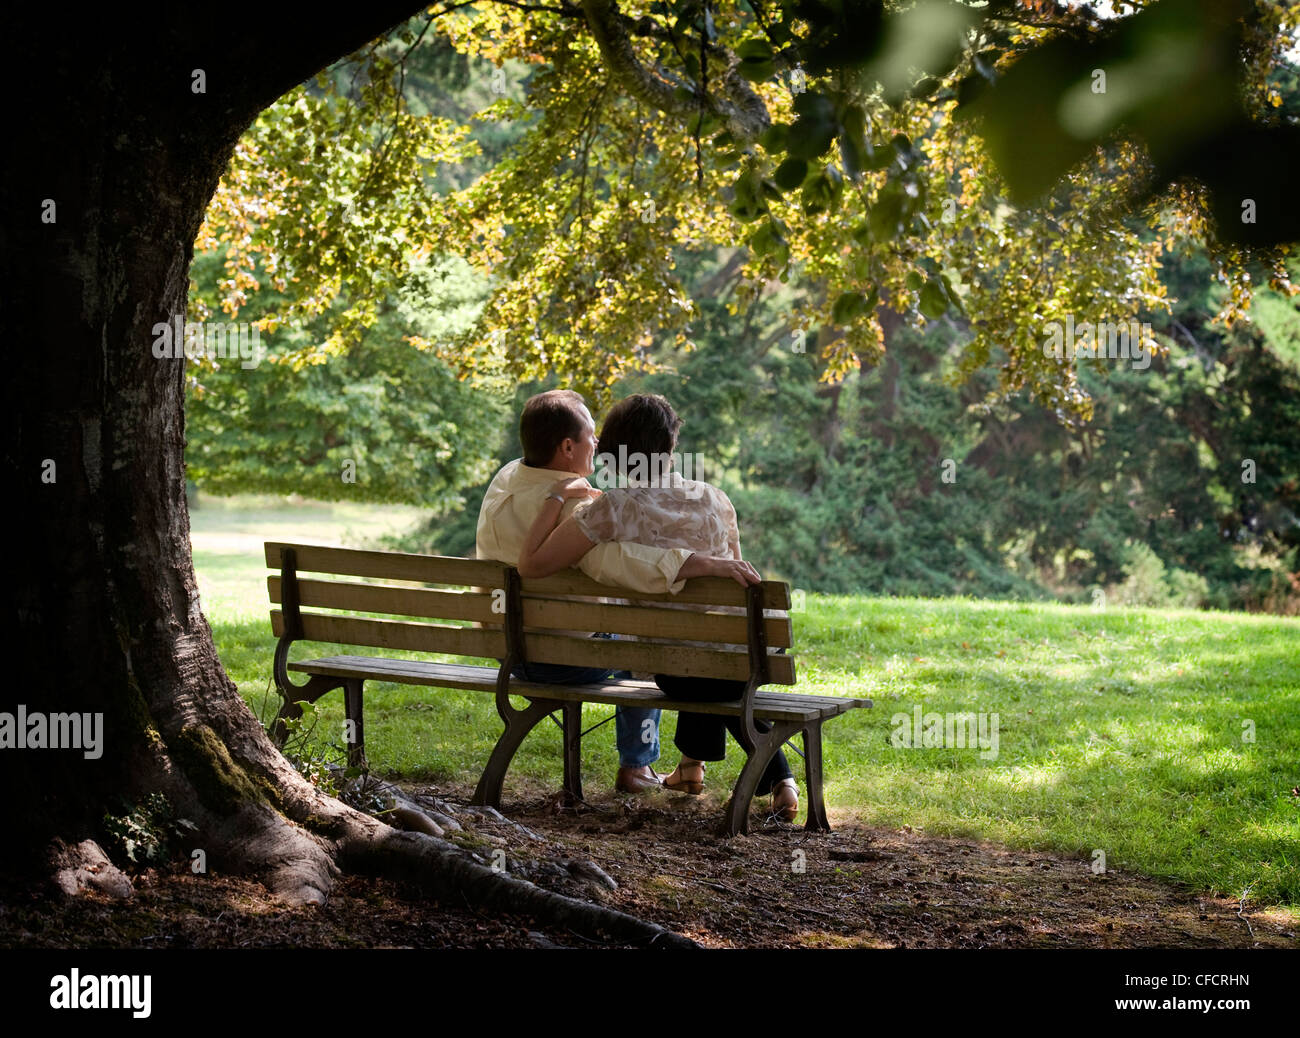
xmin=0 ymin=9 xmax=691 ymax=946
xmin=1 ymin=2 xmax=421 ymax=899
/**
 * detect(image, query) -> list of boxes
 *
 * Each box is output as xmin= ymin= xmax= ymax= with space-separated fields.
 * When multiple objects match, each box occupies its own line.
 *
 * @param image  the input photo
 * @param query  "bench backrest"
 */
xmin=265 ymin=542 xmax=795 ymax=685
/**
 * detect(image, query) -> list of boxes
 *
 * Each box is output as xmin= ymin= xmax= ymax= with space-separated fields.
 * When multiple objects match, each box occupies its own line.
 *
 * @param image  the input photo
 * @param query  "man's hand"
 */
xmin=678 ymin=553 xmax=762 ymax=586
xmin=550 ymin=477 xmax=601 ymax=501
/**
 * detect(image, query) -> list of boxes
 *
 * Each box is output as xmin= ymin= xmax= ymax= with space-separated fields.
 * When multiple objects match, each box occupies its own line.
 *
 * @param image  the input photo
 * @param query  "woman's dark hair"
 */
xmin=597 ymin=394 xmax=682 ymax=474
xmin=519 ymin=389 xmax=587 ymax=467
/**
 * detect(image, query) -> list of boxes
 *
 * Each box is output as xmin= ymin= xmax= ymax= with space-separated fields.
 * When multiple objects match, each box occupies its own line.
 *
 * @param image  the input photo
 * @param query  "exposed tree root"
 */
xmin=48 ymin=839 xmax=135 ymax=900
xmin=93 ymin=725 xmax=698 ymax=945
xmin=205 ymin=803 xmax=341 ymax=907
xmin=337 ymin=825 xmax=699 ymax=949
xmin=217 ymin=791 xmax=697 ymax=945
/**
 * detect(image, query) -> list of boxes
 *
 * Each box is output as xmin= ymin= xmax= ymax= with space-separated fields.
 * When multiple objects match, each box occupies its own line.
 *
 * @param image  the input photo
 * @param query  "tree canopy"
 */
xmin=192 ymin=0 xmax=1300 ymax=423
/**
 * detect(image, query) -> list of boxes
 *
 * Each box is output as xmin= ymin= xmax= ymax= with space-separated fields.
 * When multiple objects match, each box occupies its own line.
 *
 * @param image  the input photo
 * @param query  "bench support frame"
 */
xmin=722 ymin=719 xmax=831 ymax=834
xmin=721 ymin=582 xmax=834 ymax=835
xmin=471 ymin=698 xmax=556 ymax=806
xmin=472 ymin=569 xmax=569 ymax=805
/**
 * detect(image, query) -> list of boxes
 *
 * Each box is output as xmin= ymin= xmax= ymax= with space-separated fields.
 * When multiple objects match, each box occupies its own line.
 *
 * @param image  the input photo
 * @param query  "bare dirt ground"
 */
xmin=442 ymin=780 xmax=1299 ymax=949
xmin=3 ymin=779 xmax=1295 ymax=949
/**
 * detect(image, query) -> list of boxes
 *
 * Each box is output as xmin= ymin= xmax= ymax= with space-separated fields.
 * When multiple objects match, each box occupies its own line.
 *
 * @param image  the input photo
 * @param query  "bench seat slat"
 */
xmin=287 ymin=656 xmax=863 ymax=719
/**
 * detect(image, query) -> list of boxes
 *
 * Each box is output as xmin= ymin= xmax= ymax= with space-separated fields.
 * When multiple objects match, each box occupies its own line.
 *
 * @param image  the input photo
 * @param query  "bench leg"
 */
xmin=472 ymin=698 xmax=557 ymax=808
xmin=561 ymin=700 xmax=583 ymax=803
xmin=343 ymin=678 xmax=367 ymax=771
xmin=801 ymin=721 xmax=831 ymax=831
xmin=723 ymin=720 xmax=802 ymax=837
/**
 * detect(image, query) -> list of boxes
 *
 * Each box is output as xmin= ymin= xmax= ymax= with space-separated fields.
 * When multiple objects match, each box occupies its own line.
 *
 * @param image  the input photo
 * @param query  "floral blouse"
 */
xmin=572 ymin=472 xmax=741 ymax=560
xmin=572 ymin=473 xmax=746 ymax=666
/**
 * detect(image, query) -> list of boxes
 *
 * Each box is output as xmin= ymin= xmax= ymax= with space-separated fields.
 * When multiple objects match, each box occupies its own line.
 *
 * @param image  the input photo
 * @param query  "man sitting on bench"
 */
xmin=475 ymin=389 xmax=742 ymax=794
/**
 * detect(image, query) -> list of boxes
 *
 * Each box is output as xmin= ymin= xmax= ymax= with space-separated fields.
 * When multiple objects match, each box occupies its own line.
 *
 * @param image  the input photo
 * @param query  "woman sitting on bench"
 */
xmin=516 ymin=393 xmax=799 ymax=822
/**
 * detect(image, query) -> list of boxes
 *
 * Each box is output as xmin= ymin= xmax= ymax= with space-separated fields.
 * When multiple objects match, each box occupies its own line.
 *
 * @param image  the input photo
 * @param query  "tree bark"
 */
xmin=0 ymin=9 xmax=693 ymax=945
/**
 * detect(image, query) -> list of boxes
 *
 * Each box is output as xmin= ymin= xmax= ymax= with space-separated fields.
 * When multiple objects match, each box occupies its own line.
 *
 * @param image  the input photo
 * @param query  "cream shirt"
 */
xmin=475 ymin=459 xmax=692 ymax=593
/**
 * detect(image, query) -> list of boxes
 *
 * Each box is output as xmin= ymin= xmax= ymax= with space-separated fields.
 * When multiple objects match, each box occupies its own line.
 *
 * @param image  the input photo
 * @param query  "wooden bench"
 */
xmin=265 ymin=541 xmax=871 ymax=835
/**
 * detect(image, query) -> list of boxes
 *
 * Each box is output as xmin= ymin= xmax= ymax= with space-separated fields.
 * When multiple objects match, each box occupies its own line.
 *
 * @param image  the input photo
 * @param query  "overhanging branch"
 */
xmin=580 ymin=0 xmax=770 ymax=142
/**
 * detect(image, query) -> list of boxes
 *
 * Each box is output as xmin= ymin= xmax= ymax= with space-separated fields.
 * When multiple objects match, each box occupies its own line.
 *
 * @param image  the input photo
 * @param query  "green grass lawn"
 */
xmin=195 ymin=495 xmax=1300 ymax=914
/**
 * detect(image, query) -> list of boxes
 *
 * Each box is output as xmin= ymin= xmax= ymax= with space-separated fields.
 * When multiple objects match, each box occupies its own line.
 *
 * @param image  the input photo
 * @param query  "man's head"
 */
xmin=596 ymin=393 xmax=682 ymax=476
xmin=519 ymin=389 xmax=597 ymax=474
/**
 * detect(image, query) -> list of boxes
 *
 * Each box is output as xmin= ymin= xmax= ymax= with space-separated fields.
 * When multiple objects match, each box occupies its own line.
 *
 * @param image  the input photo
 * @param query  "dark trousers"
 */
xmin=653 ymin=674 xmax=793 ymax=796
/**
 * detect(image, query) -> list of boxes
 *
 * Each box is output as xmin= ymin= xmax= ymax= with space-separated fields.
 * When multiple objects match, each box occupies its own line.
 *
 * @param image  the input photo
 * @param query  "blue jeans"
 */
xmin=511 ymin=639 xmax=661 ymax=768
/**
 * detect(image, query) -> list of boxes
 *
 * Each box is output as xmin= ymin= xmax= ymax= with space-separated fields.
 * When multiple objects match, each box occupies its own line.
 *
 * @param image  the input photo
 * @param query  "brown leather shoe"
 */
xmin=615 ymin=765 xmax=665 ymax=793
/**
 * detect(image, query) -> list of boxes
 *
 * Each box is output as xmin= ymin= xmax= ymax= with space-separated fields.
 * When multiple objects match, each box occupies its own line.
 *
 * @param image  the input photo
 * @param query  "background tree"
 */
xmin=185 ymin=252 xmax=511 ymax=505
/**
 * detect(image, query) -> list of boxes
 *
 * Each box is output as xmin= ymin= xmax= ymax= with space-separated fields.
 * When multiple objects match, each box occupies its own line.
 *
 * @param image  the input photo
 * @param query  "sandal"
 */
xmin=662 ymin=759 xmax=706 ymax=795
xmin=771 ymin=778 xmax=798 ymax=822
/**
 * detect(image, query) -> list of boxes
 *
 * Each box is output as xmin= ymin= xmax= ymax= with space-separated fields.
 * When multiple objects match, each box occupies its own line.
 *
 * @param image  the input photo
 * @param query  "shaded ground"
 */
xmin=0 ymin=871 xmax=546 ymax=949
xmin=3 ymin=779 xmax=1295 ymax=949
xmin=448 ymin=780 xmax=1299 ymax=949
